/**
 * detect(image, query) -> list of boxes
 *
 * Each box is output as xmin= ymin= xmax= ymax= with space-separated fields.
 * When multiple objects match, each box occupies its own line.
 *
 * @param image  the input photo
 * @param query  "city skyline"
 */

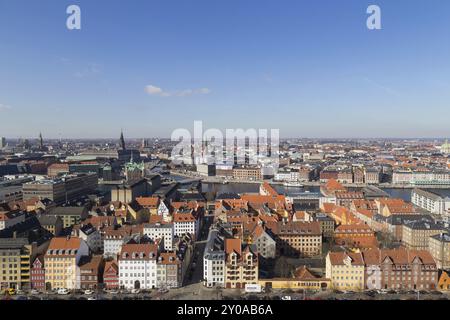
xmin=1 ymin=0 xmax=450 ymax=138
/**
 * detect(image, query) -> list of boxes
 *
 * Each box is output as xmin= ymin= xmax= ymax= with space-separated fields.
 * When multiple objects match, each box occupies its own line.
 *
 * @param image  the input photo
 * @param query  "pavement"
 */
xmin=4 ymin=286 xmax=450 ymax=301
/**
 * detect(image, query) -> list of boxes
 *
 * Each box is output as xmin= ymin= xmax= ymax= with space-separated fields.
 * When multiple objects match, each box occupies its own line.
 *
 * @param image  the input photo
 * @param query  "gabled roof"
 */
xmin=46 ymin=237 xmax=82 ymax=256
xmin=328 ymin=251 xmax=364 ymax=266
xmin=120 ymin=243 xmax=158 ymax=260
xmin=135 ymin=196 xmax=160 ymax=208
xmin=294 ymin=266 xmax=319 ymax=280
xmin=225 ymin=238 xmax=242 ymax=256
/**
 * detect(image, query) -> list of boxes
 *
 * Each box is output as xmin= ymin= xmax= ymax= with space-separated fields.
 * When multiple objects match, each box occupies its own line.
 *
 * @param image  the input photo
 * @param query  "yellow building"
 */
xmin=259 ymin=266 xmax=330 ymax=291
xmin=0 ymin=239 xmax=32 ymax=290
xmin=428 ymin=233 xmax=450 ymax=269
xmin=44 ymin=237 xmax=89 ymax=290
xmin=438 ymin=271 xmax=450 ymax=291
xmin=224 ymin=238 xmax=258 ymax=289
xmin=326 ymin=251 xmax=365 ymax=291
xmin=402 ymin=221 xmax=442 ymax=250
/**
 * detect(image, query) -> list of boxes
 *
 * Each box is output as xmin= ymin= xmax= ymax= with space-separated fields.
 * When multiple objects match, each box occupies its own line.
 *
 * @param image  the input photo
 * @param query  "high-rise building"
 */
xmin=0 ymin=137 xmax=6 ymax=149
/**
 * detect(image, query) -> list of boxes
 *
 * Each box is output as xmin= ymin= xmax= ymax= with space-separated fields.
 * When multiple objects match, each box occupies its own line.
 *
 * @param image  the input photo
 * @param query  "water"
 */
xmin=202 ymin=183 xmax=319 ymax=196
xmin=202 ymin=183 xmax=450 ymax=202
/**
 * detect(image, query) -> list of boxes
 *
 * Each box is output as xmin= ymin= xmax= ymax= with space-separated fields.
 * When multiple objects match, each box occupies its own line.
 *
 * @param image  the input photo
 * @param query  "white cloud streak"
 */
xmin=145 ymin=85 xmax=211 ymax=97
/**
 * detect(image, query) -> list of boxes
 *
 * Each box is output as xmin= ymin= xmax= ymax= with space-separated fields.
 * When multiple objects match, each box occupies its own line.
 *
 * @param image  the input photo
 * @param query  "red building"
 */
xmin=103 ymin=261 xmax=119 ymax=289
xmin=31 ymin=256 xmax=45 ymax=291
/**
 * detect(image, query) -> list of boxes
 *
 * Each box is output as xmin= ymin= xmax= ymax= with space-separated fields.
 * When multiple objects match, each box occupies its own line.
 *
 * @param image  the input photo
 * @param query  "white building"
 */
xmin=119 ymin=243 xmax=158 ymax=290
xmin=274 ymin=169 xmax=300 ymax=182
xmin=412 ymin=188 xmax=450 ymax=216
xmin=393 ymin=170 xmax=450 ymax=185
xmin=392 ymin=170 xmax=413 ymax=184
xmin=203 ymin=229 xmax=226 ymax=287
xmin=103 ymin=230 xmax=131 ymax=258
xmin=173 ymin=212 xmax=200 ymax=239
xmin=157 ymin=201 xmax=171 ymax=223
xmin=143 ymin=223 xmax=174 ymax=250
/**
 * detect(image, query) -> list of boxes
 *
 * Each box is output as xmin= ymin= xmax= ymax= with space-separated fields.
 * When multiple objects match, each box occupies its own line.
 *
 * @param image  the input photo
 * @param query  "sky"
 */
xmin=1 ymin=0 xmax=450 ymax=139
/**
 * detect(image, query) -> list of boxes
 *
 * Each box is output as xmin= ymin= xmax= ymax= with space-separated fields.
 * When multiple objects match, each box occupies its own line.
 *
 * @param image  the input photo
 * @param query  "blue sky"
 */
xmin=1 ymin=0 xmax=450 ymax=139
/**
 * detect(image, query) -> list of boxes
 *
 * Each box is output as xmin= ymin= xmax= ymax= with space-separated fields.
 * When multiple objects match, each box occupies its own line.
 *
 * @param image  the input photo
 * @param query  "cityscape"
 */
xmin=1 ymin=134 xmax=450 ymax=301
xmin=1 ymin=0 xmax=450 ymax=309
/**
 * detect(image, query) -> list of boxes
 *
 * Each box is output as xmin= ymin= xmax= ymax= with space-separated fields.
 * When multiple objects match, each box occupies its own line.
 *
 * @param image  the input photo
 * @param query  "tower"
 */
xmin=119 ymin=130 xmax=126 ymax=151
xmin=39 ymin=132 xmax=44 ymax=150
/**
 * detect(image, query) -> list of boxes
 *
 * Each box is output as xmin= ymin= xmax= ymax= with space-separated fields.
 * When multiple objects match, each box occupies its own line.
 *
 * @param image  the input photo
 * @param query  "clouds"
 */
xmin=0 ymin=104 xmax=12 ymax=111
xmin=145 ymin=85 xmax=211 ymax=97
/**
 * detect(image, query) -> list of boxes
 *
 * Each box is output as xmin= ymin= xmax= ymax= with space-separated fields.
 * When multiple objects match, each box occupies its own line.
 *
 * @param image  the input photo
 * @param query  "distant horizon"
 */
xmin=2 ymin=135 xmax=450 ymax=142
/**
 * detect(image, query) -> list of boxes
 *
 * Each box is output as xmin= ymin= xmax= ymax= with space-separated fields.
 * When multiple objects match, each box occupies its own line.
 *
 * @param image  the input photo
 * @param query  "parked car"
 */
xmin=84 ymin=290 xmax=94 ymax=295
xmin=131 ymin=289 xmax=140 ymax=294
xmin=5 ymin=288 xmax=16 ymax=296
xmin=30 ymin=289 xmax=40 ymax=295
xmin=57 ymin=288 xmax=70 ymax=295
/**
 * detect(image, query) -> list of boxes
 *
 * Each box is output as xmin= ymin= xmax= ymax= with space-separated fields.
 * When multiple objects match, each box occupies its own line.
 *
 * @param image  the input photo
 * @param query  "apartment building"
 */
xmin=353 ymin=167 xmax=365 ymax=184
xmin=362 ymin=248 xmax=438 ymax=290
xmin=156 ymin=252 xmax=182 ymax=288
xmin=337 ymin=169 xmax=353 ymax=184
xmin=335 ymin=191 xmax=364 ymax=208
xmin=364 ymin=167 xmax=381 ymax=184
xmin=334 ymin=224 xmax=378 ymax=250
xmin=0 ymin=238 xmax=32 ymax=290
xmin=203 ymin=229 xmax=226 ymax=288
xmin=44 ymin=237 xmax=89 ymax=290
xmin=103 ymin=261 xmax=119 ymax=290
xmin=36 ymin=215 xmax=63 ymax=236
xmin=313 ymin=212 xmax=335 ymax=237
xmin=224 ymin=238 xmax=258 ymax=289
xmin=412 ymin=188 xmax=450 ymax=216
xmin=173 ymin=210 xmax=200 ymax=240
xmin=79 ymin=255 xmax=104 ymax=290
xmin=47 ymin=163 xmax=69 ymax=177
xmin=75 ymin=223 xmax=102 ymax=253
xmin=46 ymin=206 xmax=89 ymax=229
xmin=30 ymin=256 xmax=45 ymax=291
xmin=102 ymin=226 xmax=142 ymax=259
xmin=429 ymin=233 xmax=450 ymax=269
xmin=271 ymin=221 xmax=322 ymax=257
xmin=23 ymin=173 xmax=98 ymax=204
xmin=144 ymin=223 xmax=174 ymax=250
xmin=326 ymin=251 xmax=365 ymax=291
xmin=232 ymin=167 xmax=262 ymax=181
xmin=118 ymin=243 xmax=158 ymax=290
xmin=402 ymin=220 xmax=442 ymax=250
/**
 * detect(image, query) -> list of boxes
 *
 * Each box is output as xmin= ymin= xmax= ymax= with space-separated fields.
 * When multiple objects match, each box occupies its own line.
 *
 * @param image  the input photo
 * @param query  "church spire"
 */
xmin=39 ymin=132 xmax=44 ymax=150
xmin=120 ymin=129 xmax=126 ymax=151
